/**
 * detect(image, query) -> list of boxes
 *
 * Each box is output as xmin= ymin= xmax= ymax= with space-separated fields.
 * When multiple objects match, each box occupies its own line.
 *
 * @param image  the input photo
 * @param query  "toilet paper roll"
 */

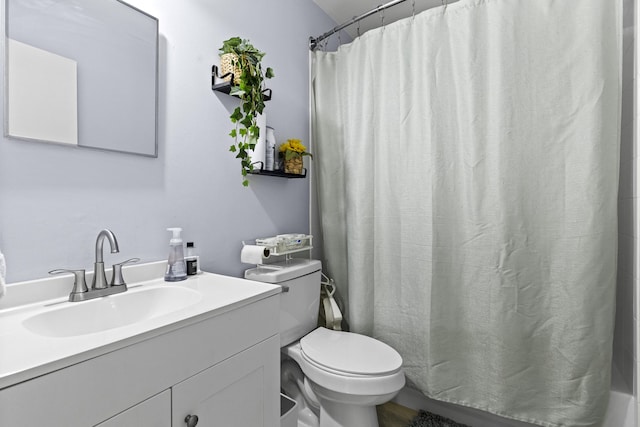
xmin=241 ymin=244 xmax=271 ymax=264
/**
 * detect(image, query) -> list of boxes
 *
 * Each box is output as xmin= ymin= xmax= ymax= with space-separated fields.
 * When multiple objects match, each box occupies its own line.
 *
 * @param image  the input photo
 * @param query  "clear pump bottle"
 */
xmin=164 ymin=228 xmax=187 ymax=282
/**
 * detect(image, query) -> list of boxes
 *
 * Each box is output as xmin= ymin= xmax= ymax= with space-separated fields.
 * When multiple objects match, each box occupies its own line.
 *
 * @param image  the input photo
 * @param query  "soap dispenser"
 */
xmin=164 ymin=227 xmax=187 ymax=282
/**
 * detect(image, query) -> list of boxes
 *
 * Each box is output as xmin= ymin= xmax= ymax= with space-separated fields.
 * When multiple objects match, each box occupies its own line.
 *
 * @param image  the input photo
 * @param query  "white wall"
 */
xmin=0 ymin=0 xmax=338 ymax=283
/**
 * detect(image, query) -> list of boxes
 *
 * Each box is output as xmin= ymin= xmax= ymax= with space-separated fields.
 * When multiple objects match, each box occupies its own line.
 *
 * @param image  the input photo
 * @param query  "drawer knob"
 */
xmin=184 ymin=414 xmax=199 ymax=427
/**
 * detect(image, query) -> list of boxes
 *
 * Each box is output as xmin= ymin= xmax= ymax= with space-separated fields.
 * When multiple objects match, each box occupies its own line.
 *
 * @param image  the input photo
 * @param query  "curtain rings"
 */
xmin=441 ymin=0 xmax=449 ymax=11
xmin=320 ymin=37 xmax=328 ymax=51
xmin=379 ymin=5 xmax=385 ymax=32
xmin=356 ymin=16 xmax=361 ymax=37
xmin=412 ymin=0 xmax=416 ymax=20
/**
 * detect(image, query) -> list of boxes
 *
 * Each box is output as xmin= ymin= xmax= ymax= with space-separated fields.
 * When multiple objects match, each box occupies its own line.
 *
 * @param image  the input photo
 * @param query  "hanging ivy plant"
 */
xmin=219 ymin=37 xmax=274 ymax=186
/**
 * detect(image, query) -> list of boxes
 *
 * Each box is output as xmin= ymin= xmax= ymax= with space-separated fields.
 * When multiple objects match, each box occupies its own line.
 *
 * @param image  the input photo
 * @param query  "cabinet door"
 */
xmin=96 ymin=390 xmax=171 ymax=427
xmin=172 ymin=335 xmax=279 ymax=427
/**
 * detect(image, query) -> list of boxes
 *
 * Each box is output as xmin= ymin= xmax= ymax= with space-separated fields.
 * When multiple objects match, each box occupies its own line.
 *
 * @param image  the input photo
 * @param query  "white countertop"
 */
xmin=0 ymin=261 xmax=280 ymax=390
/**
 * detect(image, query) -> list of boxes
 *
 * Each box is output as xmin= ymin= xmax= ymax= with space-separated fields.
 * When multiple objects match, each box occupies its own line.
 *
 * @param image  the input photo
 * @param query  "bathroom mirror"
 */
xmin=5 ymin=0 xmax=158 ymax=157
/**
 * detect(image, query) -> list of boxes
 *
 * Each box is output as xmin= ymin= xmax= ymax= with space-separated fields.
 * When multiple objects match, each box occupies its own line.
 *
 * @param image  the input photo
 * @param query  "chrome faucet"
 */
xmin=92 ymin=229 xmax=120 ymax=290
xmin=49 ymin=229 xmax=139 ymax=302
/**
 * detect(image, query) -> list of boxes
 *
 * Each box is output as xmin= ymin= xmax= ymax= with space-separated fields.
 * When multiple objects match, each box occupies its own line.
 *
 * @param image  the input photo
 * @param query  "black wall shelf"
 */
xmin=211 ymin=65 xmax=272 ymax=101
xmin=249 ymin=164 xmax=307 ymax=179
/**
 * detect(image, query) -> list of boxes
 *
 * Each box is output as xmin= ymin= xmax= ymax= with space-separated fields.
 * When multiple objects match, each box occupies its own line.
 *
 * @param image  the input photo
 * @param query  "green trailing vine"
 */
xmin=219 ymin=37 xmax=274 ymax=186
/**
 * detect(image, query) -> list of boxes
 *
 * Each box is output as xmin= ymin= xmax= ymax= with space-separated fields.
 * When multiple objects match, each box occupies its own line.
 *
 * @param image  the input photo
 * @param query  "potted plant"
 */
xmin=279 ymin=139 xmax=312 ymax=175
xmin=219 ymin=37 xmax=274 ymax=186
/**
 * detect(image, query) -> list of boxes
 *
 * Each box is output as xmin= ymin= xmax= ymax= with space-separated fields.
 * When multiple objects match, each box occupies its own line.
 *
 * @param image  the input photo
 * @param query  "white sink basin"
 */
xmin=22 ymin=285 xmax=203 ymax=338
xmin=0 ymin=262 xmax=282 ymax=391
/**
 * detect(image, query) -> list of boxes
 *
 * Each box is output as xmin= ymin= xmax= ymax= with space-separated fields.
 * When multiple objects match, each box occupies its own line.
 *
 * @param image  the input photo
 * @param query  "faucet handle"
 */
xmin=49 ymin=269 xmax=88 ymax=301
xmin=110 ymin=258 xmax=140 ymax=287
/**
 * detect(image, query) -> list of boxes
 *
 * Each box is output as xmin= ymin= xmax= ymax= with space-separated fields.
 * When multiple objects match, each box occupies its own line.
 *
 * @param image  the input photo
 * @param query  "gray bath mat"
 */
xmin=408 ymin=410 xmax=472 ymax=427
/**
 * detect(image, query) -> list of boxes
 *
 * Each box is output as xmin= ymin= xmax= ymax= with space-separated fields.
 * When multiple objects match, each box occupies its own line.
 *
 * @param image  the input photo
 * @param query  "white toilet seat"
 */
xmin=300 ymin=328 xmax=403 ymax=376
xmin=300 ymin=351 xmax=406 ymax=398
xmin=285 ymin=328 xmax=406 ymax=398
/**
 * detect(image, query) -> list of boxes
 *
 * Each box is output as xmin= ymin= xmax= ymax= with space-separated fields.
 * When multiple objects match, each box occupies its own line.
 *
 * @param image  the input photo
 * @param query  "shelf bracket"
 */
xmin=211 ymin=65 xmax=272 ymax=101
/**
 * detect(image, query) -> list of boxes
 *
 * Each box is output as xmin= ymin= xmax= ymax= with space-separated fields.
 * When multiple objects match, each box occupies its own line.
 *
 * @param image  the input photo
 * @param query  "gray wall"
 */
xmin=0 ymin=0 xmax=337 ymax=283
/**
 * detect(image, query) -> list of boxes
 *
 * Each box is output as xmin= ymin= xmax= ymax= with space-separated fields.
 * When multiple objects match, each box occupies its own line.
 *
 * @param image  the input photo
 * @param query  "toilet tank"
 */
xmin=245 ymin=259 xmax=321 ymax=347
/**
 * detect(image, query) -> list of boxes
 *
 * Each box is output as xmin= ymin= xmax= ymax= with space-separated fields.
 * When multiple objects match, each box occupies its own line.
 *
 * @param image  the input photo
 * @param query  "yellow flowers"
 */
xmin=278 ymin=139 xmax=308 ymax=174
xmin=279 ymin=139 xmax=307 ymax=154
xmin=279 ymin=139 xmax=313 ymax=162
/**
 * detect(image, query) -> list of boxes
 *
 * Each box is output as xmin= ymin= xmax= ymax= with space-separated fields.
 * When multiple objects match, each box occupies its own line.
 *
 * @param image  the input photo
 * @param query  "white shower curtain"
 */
xmin=311 ymin=0 xmax=621 ymax=426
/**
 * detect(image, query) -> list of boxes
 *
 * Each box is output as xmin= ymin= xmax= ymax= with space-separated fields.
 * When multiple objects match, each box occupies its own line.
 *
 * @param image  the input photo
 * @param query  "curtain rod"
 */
xmin=309 ymin=0 xmax=412 ymax=51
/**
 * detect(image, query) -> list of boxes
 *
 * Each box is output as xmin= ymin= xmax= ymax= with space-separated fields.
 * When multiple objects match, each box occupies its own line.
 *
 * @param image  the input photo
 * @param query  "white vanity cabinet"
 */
xmin=0 ymin=284 xmax=280 ymax=427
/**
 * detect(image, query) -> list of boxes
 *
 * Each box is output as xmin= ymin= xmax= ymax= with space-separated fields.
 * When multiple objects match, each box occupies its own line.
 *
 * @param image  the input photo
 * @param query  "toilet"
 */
xmin=245 ymin=259 xmax=405 ymax=427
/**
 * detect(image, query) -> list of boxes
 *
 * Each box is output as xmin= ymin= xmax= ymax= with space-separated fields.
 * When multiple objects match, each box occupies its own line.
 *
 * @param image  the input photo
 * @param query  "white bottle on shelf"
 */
xmin=265 ymin=126 xmax=276 ymax=171
xmin=252 ymin=113 xmax=267 ymax=170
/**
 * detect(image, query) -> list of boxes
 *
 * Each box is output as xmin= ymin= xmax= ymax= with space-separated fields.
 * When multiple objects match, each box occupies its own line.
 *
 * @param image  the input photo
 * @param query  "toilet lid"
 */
xmin=300 ymin=328 xmax=403 ymax=376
